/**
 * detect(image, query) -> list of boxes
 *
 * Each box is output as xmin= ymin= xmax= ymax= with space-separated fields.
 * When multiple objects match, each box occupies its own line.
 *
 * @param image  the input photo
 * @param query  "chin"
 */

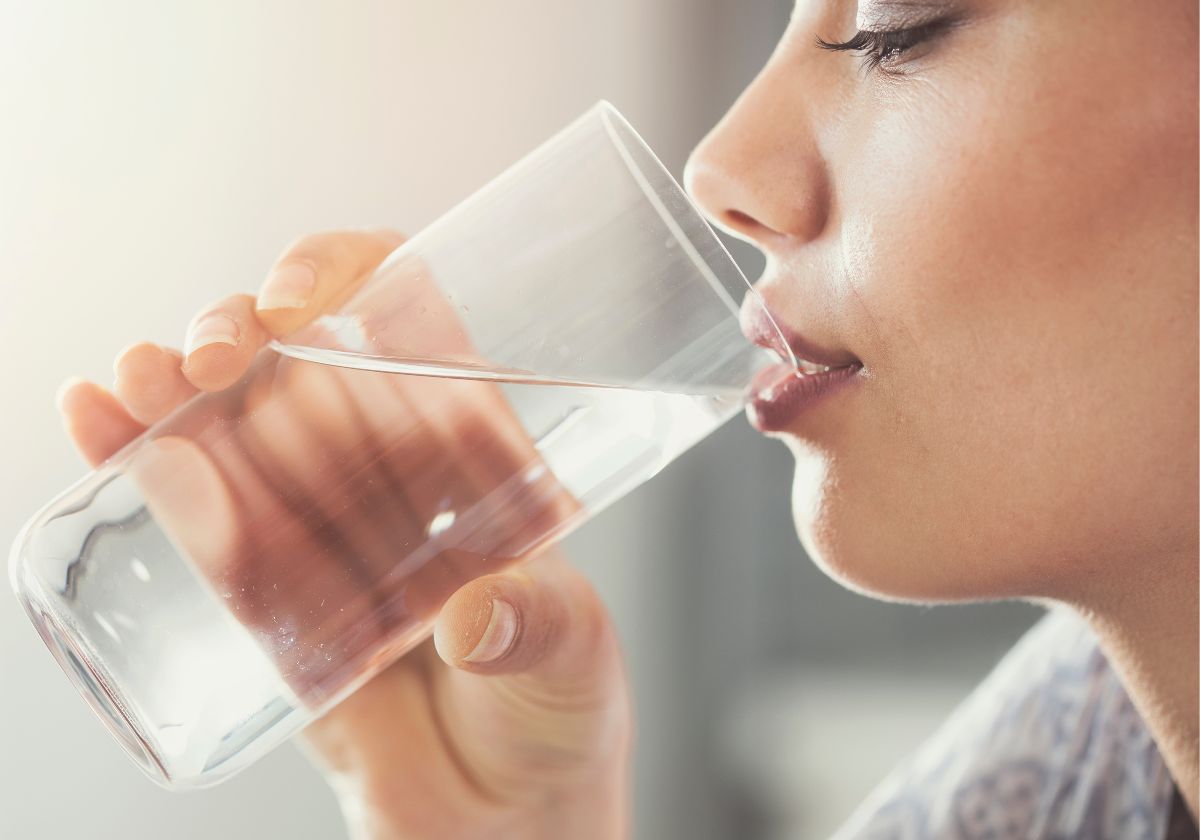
xmin=786 ymin=450 xmax=1021 ymax=606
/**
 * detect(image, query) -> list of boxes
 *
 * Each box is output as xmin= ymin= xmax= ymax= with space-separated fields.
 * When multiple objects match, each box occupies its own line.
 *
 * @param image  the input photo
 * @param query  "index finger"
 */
xmin=255 ymin=228 xmax=407 ymax=338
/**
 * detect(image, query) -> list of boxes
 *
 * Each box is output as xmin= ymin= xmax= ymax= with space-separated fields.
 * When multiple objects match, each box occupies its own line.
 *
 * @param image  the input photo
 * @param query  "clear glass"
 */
xmin=9 ymin=102 xmax=794 ymax=789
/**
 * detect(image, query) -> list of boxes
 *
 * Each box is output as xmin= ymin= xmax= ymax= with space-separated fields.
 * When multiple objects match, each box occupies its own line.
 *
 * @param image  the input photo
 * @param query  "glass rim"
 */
xmin=592 ymin=100 xmax=794 ymax=369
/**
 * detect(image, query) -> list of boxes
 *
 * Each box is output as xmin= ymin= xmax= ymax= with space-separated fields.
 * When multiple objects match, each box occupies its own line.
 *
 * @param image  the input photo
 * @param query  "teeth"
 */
xmin=796 ymin=358 xmax=832 ymax=375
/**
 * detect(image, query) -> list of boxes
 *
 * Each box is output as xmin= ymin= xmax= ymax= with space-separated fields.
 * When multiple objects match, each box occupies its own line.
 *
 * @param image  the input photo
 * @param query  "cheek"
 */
xmin=803 ymin=33 xmax=1197 ymax=601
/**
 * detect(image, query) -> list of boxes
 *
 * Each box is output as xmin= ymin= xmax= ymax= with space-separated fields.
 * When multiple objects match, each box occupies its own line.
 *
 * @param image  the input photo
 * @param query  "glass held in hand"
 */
xmin=8 ymin=102 xmax=795 ymax=789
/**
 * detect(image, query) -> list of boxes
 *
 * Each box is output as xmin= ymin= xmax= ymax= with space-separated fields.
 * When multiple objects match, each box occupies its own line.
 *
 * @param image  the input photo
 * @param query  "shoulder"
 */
xmin=830 ymin=607 xmax=1176 ymax=840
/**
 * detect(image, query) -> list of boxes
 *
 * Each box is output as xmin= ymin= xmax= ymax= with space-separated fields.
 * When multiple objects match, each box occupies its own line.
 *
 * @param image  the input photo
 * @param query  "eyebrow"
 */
xmin=856 ymin=0 xmax=957 ymax=28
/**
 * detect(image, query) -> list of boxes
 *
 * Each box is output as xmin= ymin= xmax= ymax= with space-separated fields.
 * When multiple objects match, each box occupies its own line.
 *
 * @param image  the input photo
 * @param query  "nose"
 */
xmin=684 ymin=69 xmax=831 ymax=249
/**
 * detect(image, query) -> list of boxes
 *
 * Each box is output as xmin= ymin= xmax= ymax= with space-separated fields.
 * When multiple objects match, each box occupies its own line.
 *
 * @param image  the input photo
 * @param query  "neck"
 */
xmin=1068 ymin=550 xmax=1199 ymax=822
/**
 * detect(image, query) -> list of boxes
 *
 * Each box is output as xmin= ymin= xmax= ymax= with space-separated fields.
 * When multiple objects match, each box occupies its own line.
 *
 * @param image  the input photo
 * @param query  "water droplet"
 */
xmin=129 ymin=558 xmax=151 ymax=582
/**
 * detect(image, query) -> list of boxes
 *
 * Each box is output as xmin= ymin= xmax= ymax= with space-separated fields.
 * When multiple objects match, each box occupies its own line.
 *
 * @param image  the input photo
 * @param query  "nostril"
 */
xmin=723 ymin=208 xmax=777 ymax=240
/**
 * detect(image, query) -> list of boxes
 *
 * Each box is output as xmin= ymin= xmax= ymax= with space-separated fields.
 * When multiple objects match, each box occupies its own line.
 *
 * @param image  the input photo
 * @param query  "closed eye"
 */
xmin=816 ymin=19 xmax=955 ymax=74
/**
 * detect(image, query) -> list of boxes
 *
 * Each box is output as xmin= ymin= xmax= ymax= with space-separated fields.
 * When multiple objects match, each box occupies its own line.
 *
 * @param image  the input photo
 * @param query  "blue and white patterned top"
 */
xmin=831 ymin=606 xmax=1194 ymax=839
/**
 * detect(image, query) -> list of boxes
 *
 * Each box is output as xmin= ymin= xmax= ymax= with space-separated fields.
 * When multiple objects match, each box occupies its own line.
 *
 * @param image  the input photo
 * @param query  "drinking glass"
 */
xmin=9 ymin=102 xmax=795 ymax=789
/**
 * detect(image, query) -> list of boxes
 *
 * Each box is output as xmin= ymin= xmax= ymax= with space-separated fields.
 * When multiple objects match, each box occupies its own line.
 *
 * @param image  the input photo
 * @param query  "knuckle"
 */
xmin=277 ymin=231 xmax=352 ymax=270
xmin=189 ymin=297 xmax=229 ymax=323
xmin=220 ymin=292 xmax=257 ymax=316
xmin=277 ymin=229 xmax=405 ymax=274
xmin=114 ymin=341 xmax=160 ymax=373
xmin=277 ymin=232 xmax=321 ymax=260
xmin=359 ymin=226 xmax=407 ymax=248
xmin=188 ymin=295 xmax=252 ymax=331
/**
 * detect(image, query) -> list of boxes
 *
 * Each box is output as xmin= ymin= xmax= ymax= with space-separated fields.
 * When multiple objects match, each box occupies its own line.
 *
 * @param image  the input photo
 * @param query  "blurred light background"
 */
xmin=0 ymin=2 xmax=1041 ymax=837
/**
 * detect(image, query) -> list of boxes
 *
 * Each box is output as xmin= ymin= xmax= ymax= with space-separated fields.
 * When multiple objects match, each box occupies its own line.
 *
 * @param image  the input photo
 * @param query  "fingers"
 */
xmin=76 ymin=228 xmax=407 ymax=439
xmin=255 ymin=228 xmax=406 ymax=338
xmin=113 ymin=342 xmax=197 ymax=425
xmin=434 ymin=552 xmax=619 ymax=685
xmin=57 ymin=378 xmax=146 ymax=467
xmin=431 ymin=552 xmax=630 ymax=798
xmin=181 ymin=293 xmax=270 ymax=391
xmin=126 ymin=435 xmax=237 ymax=581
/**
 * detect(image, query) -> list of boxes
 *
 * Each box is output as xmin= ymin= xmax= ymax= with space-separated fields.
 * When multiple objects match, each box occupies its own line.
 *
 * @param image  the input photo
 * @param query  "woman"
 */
xmin=56 ymin=0 xmax=1197 ymax=836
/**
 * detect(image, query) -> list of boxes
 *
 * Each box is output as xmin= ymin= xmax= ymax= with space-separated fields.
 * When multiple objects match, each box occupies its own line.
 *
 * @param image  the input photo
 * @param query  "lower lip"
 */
xmin=747 ymin=363 xmax=862 ymax=433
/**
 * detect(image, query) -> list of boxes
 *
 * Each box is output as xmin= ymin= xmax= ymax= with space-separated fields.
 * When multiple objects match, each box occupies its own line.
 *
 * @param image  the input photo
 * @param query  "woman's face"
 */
xmin=686 ymin=0 xmax=1197 ymax=603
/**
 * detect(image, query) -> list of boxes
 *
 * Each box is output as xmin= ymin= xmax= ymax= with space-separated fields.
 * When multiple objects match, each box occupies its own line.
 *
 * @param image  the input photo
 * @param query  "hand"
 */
xmin=57 ymin=229 xmax=632 ymax=839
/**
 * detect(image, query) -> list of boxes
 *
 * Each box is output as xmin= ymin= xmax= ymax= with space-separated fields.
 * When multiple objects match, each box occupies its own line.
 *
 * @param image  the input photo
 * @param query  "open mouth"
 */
xmin=793 ymin=356 xmax=850 ymax=376
xmin=740 ymin=300 xmax=859 ymax=372
xmin=746 ymin=360 xmax=862 ymax=432
xmin=741 ymin=302 xmax=862 ymax=431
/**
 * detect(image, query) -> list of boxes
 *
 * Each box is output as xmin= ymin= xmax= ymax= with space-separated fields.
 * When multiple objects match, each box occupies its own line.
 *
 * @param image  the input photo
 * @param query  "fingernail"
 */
xmin=55 ymin=376 xmax=85 ymax=413
xmin=112 ymin=342 xmax=150 ymax=380
xmin=185 ymin=313 xmax=240 ymax=356
xmin=258 ymin=262 xmax=316 ymax=311
xmin=464 ymin=598 xmax=518 ymax=664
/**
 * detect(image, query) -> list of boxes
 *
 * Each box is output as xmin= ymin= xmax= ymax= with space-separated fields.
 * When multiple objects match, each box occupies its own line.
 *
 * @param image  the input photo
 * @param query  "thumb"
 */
xmin=431 ymin=551 xmax=631 ymax=802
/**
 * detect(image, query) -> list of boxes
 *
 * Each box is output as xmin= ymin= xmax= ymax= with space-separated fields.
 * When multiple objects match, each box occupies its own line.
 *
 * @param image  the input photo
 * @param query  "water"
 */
xmin=14 ymin=346 xmax=740 ymax=786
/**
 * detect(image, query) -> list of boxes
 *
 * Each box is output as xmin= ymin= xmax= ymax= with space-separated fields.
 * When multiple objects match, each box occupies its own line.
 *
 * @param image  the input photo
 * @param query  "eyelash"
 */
xmin=816 ymin=20 xmax=951 ymax=74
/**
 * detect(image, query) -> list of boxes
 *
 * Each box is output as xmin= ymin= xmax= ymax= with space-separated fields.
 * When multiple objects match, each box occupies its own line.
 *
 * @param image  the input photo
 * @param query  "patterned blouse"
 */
xmin=831 ymin=607 xmax=1197 ymax=839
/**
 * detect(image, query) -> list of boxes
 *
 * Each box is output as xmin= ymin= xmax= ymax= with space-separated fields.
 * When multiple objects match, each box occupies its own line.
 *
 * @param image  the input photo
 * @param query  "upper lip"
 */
xmin=740 ymin=301 xmax=859 ymax=373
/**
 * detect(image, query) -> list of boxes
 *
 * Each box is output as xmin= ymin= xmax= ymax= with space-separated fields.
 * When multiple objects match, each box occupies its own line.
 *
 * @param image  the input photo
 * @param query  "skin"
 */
xmin=686 ymin=0 xmax=1198 ymax=818
xmin=63 ymin=232 xmax=631 ymax=839
xmin=57 ymin=0 xmax=1197 ymax=834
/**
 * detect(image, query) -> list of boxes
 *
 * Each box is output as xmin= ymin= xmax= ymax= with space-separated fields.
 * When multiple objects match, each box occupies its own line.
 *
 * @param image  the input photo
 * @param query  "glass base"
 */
xmin=22 ymin=593 xmax=170 ymax=787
